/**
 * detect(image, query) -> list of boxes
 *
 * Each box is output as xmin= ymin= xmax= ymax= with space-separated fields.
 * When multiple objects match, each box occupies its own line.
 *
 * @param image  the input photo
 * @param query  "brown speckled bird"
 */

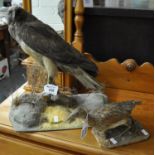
xmin=88 ymin=100 xmax=140 ymax=131
xmin=85 ymin=100 xmax=141 ymax=148
xmin=68 ymin=100 xmax=140 ymax=126
xmin=67 ymin=100 xmax=140 ymax=140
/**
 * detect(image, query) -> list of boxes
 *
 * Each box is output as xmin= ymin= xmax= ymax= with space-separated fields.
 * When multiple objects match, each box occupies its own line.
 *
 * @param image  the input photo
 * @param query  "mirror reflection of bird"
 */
xmin=58 ymin=0 xmax=64 ymax=24
xmin=7 ymin=6 xmax=103 ymax=91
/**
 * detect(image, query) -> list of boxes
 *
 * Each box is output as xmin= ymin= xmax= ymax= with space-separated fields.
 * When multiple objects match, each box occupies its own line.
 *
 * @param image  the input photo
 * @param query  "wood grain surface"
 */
xmin=0 ymin=86 xmax=153 ymax=155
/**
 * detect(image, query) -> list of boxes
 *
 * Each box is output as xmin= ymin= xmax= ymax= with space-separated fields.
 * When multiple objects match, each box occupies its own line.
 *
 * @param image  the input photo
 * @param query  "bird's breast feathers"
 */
xmin=20 ymin=40 xmax=58 ymax=77
xmin=20 ymin=41 xmax=43 ymax=63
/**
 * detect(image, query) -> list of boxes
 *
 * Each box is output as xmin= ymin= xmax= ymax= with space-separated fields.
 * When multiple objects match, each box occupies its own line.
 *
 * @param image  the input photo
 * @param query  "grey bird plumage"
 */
xmin=7 ymin=6 xmax=103 ymax=90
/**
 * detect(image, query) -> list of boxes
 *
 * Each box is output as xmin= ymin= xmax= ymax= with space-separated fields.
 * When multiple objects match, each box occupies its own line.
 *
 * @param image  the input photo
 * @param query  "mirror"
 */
xmin=0 ymin=0 xmax=72 ymax=43
xmin=31 ymin=0 xmax=64 ymax=35
xmin=22 ymin=0 xmax=73 ymax=88
xmin=22 ymin=0 xmax=73 ymax=43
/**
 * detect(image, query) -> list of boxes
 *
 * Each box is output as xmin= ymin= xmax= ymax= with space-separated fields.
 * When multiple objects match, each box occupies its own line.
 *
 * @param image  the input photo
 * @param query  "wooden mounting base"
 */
xmin=0 ymin=85 xmax=153 ymax=155
xmin=92 ymin=120 xmax=150 ymax=149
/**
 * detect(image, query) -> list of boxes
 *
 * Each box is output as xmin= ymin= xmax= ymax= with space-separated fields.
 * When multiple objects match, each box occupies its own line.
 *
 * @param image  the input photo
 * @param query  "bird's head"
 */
xmin=7 ymin=6 xmax=27 ymax=24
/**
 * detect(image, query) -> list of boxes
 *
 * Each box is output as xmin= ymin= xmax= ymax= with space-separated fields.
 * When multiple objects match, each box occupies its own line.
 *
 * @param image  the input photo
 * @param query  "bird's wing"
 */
xmin=17 ymin=21 xmax=89 ymax=67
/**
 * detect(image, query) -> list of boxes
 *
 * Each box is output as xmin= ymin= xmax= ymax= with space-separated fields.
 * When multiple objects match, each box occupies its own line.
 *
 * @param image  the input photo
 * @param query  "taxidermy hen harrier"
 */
xmin=7 ymin=6 xmax=103 ymax=90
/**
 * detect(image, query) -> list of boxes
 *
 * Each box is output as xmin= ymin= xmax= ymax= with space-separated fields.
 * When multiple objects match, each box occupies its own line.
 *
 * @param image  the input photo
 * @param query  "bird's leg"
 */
xmin=42 ymin=56 xmax=58 ymax=85
xmin=42 ymin=57 xmax=60 ymax=101
xmin=65 ymin=107 xmax=80 ymax=122
xmin=48 ymin=76 xmax=55 ymax=84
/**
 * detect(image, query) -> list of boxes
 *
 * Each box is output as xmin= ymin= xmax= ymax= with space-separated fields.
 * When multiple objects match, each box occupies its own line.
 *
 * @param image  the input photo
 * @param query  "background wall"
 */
xmin=0 ymin=0 xmax=2 ymax=7
xmin=82 ymin=7 xmax=153 ymax=64
xmin=31 ymin=0 xmax=64 ymax=31
xmin=12 ymin=0 xmax=22 ymax=6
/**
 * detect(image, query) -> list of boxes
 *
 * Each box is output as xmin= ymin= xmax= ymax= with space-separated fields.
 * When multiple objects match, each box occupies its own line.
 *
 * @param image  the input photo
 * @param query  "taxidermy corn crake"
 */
xmin=67 ymin=100 xmax=141 ymax=137
xmin=7 ymin=6 xmax=103 ymax=91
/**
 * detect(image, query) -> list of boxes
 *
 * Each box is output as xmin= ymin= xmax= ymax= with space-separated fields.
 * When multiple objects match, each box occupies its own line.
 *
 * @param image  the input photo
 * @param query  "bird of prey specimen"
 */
xmin=7 ymin=6 xmax=103 ymax=91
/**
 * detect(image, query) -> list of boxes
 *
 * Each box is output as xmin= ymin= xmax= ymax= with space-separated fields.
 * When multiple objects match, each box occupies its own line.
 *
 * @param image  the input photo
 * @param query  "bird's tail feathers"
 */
xmin=58 ymin=64 xmax=104 ymax=91
xmin=113 ymin=100 xmax=141 ymax=113
xmin=72 ymin=67 xmax=104 ymax=91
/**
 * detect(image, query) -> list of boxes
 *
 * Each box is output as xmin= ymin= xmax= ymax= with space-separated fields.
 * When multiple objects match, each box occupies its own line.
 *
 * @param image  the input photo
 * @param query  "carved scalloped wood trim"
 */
xmin=84 ymin=53 xmax=154 ymax=94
